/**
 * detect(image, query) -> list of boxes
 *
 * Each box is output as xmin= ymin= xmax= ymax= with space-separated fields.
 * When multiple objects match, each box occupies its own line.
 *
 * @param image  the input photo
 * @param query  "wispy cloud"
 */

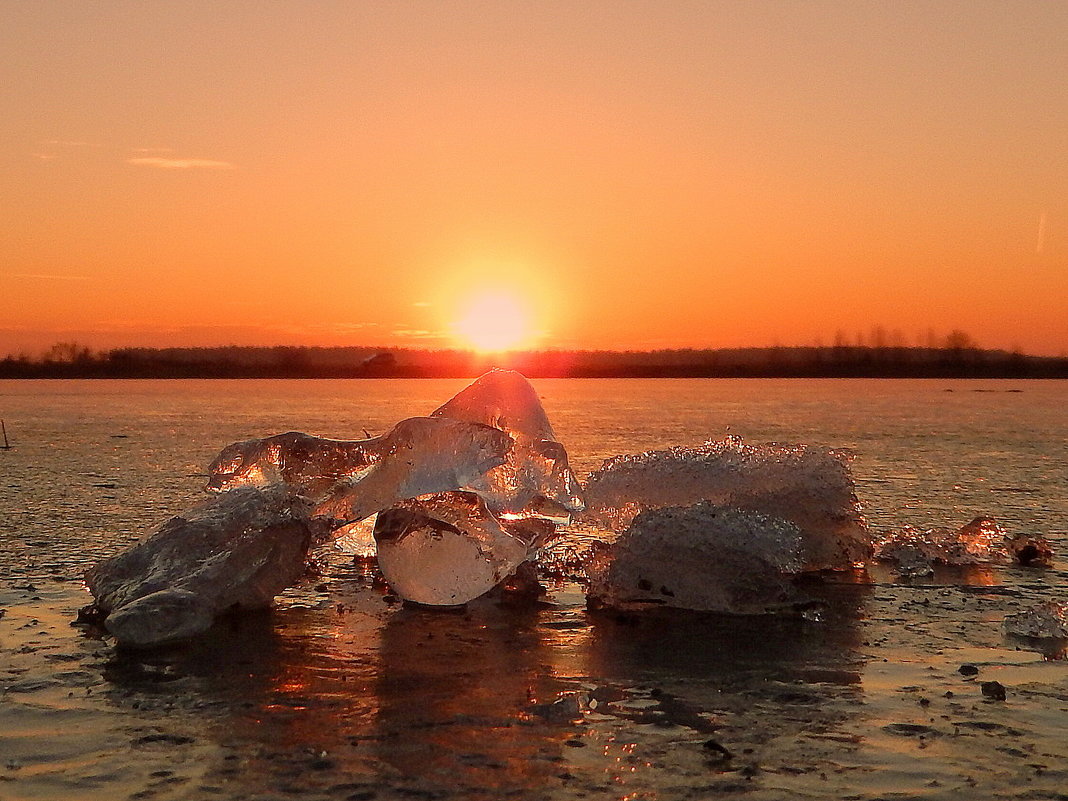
xmin=32 ymin=139 xmax=102 ymax=161
xmin=391 ymin=328 xmax=441 ymax=339
xmin=128 ymin=157 xmax=236 ymax=170
xmin=6 ymin=273 xmax=91 ymax=280
xmin=412 ymin=301 xmax=432 ymax=308
xmin=42 ymin=139 xmax=102 ymax=147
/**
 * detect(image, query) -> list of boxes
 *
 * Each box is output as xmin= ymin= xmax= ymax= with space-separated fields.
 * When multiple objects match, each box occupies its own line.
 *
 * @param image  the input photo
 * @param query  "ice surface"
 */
xmin=85 ymin=486 xmax=323 ymax=647
xmin=374 ymin=491 xmax=538 ymax=606
xmin=581 ymin=436 xmax=870 ymax=571
xmin=431 ymin=369 xmax=585 ymax=521
xmin=584 ymin=502 xmax=805 ymax=613
xmin=1004 ymin=601 xmax=1068 ymax=640
xmin=874 ymin=516 xmax=1010 ymax=570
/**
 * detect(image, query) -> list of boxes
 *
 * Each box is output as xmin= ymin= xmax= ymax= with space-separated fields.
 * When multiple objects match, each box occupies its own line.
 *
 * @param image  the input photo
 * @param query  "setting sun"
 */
xmin=452 ymin=290 xmax=532 ymax=352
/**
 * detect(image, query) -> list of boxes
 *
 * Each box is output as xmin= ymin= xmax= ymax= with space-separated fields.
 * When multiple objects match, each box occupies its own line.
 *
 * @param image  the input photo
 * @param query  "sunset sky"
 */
xmin=2 ymin=1 xmax=1066 ymax=356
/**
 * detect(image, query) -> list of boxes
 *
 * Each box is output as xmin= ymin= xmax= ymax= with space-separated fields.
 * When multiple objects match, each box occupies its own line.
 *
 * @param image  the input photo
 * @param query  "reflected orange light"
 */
xmin=452 ymin=289 xmax=533 ymax=352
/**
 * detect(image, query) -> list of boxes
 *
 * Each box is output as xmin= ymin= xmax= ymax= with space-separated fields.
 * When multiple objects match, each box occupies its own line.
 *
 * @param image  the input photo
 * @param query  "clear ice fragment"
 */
xmin=207 ymin=431 xmax=375 ymax=497
xmin=584 ymin=503 xmax=805 ymax=613
xmin=314 ymin=416 xmax=514 ymax=524
xmin=581 ymin=436 xmax=869 ymax=571
xmin=85 ymin=486 xmax=323 ymax=647
xmin=373 ymin=492 xmax=538 ymax=606
xmin=431 ymin=369 xmax=585 ymax=521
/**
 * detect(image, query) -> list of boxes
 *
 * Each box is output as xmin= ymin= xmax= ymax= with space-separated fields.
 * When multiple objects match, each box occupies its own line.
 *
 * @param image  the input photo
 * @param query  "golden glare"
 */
xmin=452 ymin=289 xmax=532 ymax=352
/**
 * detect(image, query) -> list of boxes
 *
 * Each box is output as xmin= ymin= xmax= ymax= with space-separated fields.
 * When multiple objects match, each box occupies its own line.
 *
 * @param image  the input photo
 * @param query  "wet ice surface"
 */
xmin=5 ymin=566 xmax=1068 ymax=801
xmin=2 ymin=378 xmax=1068 ymax=800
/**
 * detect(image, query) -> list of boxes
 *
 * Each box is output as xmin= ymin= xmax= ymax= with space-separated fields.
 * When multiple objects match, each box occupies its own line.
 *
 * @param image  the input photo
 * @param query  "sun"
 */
xmin=452 ymin=289 xmax=532 ymax=352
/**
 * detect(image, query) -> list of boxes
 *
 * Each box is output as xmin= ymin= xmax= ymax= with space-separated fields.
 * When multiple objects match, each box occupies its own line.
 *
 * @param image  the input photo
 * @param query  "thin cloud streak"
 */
xmin=128 ymin=157 xmax=236 ymax=170
xmin=6 ymin=273 xmax=91 ymax=281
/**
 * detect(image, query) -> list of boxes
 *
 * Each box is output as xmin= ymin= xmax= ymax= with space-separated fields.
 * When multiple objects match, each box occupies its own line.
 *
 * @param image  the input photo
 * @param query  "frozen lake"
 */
xmin=1 ymin=377 xmax=1066 ymax=800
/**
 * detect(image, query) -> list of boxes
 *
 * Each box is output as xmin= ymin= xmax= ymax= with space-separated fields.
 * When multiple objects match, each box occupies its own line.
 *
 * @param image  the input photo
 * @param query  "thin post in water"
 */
xmin=1 ymin=419 xmax=10 ymax=449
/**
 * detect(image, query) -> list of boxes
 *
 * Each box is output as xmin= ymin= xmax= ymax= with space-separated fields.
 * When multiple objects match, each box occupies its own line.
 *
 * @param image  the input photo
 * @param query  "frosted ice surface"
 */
xmin=874 ymin=516 xmax=1010 ymax=568
xmin=1004 ymin=601 xmax=1068 ymax=640
xmin=581 ymin=436 xmax=869 ymax=571
xmin=585 ymin=503 xmax=804 ymax=613
xmin=374 ymin=492 xmax=535 ymax=606
xmin=85 ymin=486 xmax=322 ymax=647
xmin=431 ymin=369 xmax=585 ymax=521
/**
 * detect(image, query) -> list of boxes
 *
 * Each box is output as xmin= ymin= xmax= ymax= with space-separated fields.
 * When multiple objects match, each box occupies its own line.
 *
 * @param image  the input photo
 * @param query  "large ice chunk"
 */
xmin=207 ymin=417 xmax=515 ymax=524
xmin=313 ymin=417 xmax=515 ymax=524
xmin=431 ymin=369 xmax=585 ymax=521
xmin=581 ymin=437 xmax=870 ymax=571
xmin=585 ymin=503 xmax=805 ymax=613
xmin=203 ymin=371 xmax=582 ymax=607
xmin=85 ymin=486 xmax=323 ymax=647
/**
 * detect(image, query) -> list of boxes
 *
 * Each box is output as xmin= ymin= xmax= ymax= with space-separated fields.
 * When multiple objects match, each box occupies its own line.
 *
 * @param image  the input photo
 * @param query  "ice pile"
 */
xmin=85 ymin=370 xmax=585 ymax=644
xmin=873 ymin=516 xmax=1011 ymax=576
xmin=585 ymin=503 xmax=805 ymax=613
xmin=85 ymin=486 xmax=323 ymax=647
xmin=581 ymin=437 xmax=871 ymax=571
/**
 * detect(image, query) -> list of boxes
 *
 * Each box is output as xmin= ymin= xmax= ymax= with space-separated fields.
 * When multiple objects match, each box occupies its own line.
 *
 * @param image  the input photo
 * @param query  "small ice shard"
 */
xmin=874 ymin=516 xmax=1010 ymax=567
xmin=873 ymin=538 xmax=936 ymax=578
xmin=1003 ymin=601 xmax=1068 ymax=640
xmin=431 ymin=369 xmax=585 ymax=521
xmin=333 ymin=516 xmax=378 ymax=558
xmin=1005 ymin=533 xmax=1054 ymax=567
xmin=584 ymin=503 xmax=805 ymax=613
xmin=85 ymin=486 xmax=322 ymax=647
xmin=581 ymin=437 xmax=869 ymax=571
xmin=373 ymin=492 xmax=540 ymax=605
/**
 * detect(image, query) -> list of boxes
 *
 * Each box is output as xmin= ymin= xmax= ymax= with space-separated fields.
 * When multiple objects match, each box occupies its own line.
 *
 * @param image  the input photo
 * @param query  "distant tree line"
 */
xmin=2 ymin=339 xmax=1068 ymax=379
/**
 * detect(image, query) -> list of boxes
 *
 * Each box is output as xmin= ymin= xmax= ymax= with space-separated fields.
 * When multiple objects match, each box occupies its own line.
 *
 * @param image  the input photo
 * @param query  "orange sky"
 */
xmin=2 ymin=1 xmax=1066 ymax=356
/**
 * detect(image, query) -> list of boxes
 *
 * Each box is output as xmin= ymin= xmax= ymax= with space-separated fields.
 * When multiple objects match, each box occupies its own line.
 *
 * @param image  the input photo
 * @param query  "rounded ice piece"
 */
xmin=374 ymin=492 xmax=533 ymax=606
